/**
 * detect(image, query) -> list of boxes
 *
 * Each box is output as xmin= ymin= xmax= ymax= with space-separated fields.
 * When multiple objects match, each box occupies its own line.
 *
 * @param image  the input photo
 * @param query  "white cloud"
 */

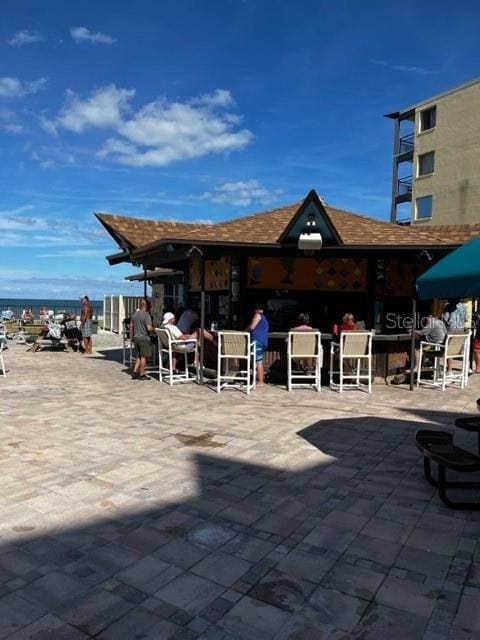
xmin=198 ymin=180 xmax=282 ymax=207
xmin=39 ymin=114 xmax=59 ymax=136
xmin=30 ymin=145 xmax=76 ymax=168
xmin=190 ymin=89 xmax=234 ymax=108
xmin=369 ymin=58 xmax=436 ymax=76
xmin=0 ymin=205 xmax=34 ymax=216
xmin=1 ymin=123 xmax=24 ymax=134
xmin=70 ymin=26 xmax=116 ymax=44
xmin=49 ymin=85 xmax=253 ymax=167
xmin=0 ymin=76 xmax=47 ymax=98
xmin=37 ymin=248 xmax=106 ymax=258
xmin=57 ymin=85 xmax=134 ymax=133
xmin=0 ymin=208 xmax=105 ymax=248
xmin=7 ymin=30 xmax=44 ymax=47
xmin=0 ymin=273 xmax=142 ymax=299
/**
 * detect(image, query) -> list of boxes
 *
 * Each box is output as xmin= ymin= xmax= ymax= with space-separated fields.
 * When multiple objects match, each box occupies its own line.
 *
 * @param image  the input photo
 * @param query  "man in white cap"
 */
xmin=161 ymin=312 xmax=185 ymax=340
xmin=161 ymin=311 xmax=215 ymax=371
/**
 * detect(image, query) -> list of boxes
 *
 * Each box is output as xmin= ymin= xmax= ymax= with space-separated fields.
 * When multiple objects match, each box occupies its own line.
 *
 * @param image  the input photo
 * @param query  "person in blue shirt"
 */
xmin=247 ymin=302 xmax=269 ymax=387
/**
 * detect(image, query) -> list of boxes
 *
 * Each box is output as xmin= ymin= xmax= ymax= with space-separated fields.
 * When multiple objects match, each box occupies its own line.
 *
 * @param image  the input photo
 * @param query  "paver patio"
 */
xmin=1 ymin=336 xmax=480 ymax=638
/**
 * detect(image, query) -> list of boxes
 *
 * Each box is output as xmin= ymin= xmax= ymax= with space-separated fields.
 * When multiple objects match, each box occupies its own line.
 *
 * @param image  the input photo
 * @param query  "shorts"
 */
xmin=422 ymin=342 xmax=443 ymax=352
xmin=82 ymin=319 xmax=93 ymax=338
xmin=134 ymin=337 xmax=152 ymax=358
xmin=474 ymin=339 xmax=480 ymax=350
xmin=255 ymin=344 xmax=265 ymax=363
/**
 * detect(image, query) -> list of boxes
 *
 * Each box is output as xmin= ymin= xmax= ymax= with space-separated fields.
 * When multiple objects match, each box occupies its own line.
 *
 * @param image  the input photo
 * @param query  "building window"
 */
xmin=416 ymin=195 xmax=433 ymax=220
xmin=420 ymin=106 xmax=436 ymax=132
xmin=418 ymin=151 xmax=435 ymax=176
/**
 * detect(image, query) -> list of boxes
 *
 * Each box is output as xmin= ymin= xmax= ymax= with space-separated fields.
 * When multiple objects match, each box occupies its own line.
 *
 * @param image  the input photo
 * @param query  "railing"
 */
xmin=397 ymin=176 xmax=413 ymax=196
xmin=398 ymin=133 xmax=415 ymax=156
xmin=0 ymin=303 xmax=102 ymax=320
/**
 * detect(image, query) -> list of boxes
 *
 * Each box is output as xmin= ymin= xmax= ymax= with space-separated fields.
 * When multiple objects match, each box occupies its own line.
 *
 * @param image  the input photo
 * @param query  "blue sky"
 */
xmin=1 ymin=0 xmax=479 ymax=299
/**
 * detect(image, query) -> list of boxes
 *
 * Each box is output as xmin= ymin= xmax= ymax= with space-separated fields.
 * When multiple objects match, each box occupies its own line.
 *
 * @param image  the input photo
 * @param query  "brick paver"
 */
xmin=1 ymin=336 xmax=480 ymax=638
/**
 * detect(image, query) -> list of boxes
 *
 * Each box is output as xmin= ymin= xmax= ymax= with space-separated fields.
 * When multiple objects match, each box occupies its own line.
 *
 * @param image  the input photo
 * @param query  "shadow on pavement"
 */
xmin=0 ymin=415 xmax=477 ymax=639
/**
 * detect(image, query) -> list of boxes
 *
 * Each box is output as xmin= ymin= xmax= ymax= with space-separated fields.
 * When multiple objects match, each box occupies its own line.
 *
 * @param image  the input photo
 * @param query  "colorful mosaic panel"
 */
xmin=247 ymin=257 xmax=367 ymax=291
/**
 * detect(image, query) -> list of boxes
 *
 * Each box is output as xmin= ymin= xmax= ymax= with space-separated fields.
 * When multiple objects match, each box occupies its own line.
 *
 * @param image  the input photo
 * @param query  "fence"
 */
xmin=103 ymin=295 xmax=144 ymax=333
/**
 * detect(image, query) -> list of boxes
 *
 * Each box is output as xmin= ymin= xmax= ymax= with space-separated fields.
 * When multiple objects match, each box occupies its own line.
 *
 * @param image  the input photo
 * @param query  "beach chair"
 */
xmin=216 ymin=331 xmax=256 ymax=394
xmin=156 ymin=328 xmax=198 ymax=385
xmin=287 ymin=330 xmax=322 ymax=391
xmin=329 ymin=331 xmax=373 ymax=393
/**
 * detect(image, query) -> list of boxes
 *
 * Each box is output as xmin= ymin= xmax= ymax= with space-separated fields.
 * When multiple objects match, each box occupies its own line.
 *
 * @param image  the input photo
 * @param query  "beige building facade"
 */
xmin=388 ymin=78 xmax=480 ymax=226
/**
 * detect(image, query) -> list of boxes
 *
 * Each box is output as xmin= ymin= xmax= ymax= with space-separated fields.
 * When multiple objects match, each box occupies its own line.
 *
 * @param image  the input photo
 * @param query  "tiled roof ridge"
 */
xmin=426 ymin=222 xmax=480 ymax=230
xmin=321 ymin=204 xmax=448 ymax=244
xmin=215 ymin=201 xmax=303 ymax=226
xmin=96 ymin=212 xmax=213 ymax=228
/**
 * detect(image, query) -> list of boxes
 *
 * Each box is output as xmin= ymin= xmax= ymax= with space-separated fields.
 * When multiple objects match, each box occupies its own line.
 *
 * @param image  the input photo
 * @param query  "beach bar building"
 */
xmin=96 ymin=189 xmax=479 ymax=380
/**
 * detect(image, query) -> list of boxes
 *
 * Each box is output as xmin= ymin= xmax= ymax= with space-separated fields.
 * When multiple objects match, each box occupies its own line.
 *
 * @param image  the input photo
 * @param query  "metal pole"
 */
xmin=186 ymin=245 xmax=206 ymax=384
xmin=199 ymin=257 xmax=205 ymax=385
xmin=390 ymin=116 xmax=400 ymax=223
xmin=200 ymin=290 xmax=205 ymax=385
xmin=409 ymin=297 xmax=417 ymax=390
xmin=143 ymin=268 xmax=147 ymax=298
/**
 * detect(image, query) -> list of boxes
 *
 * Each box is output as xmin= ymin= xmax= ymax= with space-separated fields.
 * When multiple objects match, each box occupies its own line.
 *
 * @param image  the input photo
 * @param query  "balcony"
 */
xmin=395 ymin=176 xmax=412 ymax=203
xmin=397 ymin=133 xmax=414 ymax=161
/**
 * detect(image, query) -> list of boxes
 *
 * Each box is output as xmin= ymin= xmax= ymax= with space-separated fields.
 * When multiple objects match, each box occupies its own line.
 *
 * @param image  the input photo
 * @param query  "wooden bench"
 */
xmin=416 ymin=429 xmax=480 ymax=509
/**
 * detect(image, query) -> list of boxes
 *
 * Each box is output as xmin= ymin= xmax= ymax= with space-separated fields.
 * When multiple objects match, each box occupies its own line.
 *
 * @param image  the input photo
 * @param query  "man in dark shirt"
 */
xmin=130 ymin=299 xmax=153 ymax=380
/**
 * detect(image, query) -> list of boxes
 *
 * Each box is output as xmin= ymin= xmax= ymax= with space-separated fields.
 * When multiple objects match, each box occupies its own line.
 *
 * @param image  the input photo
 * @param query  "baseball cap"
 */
xmin=162 ymin=312 xmax=175 ymax=324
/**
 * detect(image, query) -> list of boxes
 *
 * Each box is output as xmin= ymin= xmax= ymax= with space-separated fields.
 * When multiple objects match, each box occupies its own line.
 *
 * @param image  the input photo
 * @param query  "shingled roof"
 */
xmin=96 ymin=190 xmax=478 ymax=257
xmin=419 ymin=223 xmax=480 ymax=245
xmin=95 ymin=213 xmax=216 ymax=250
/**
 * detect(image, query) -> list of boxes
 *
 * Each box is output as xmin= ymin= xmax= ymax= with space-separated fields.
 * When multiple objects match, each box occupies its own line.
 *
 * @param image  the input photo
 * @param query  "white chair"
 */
xmin=122 ymin=318 xmax=133 ymax=367
xmin=217 ymin=331 xmax=256 ymax=394
xmin=329 ymin=331 xmax=374 ymax=393
xmin=0 ymin=339 xmax=6 ymax=376
xmin=417 ymin=332 xmax=471 ymax=391
xmin=287 ymin=331 xmax=322 ymax=391
xmin=156 ymin=328 xmax=198 ymax=385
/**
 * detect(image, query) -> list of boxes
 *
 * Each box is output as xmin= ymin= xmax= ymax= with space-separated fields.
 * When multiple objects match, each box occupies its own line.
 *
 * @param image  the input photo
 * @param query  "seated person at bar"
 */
xmin=289 ymin=312 xmax=315 ymax=370
xmin=338 ymin=313 xmax=358 ymax=332
xmin=177 ymin=306 xmax=199 ymax=334
xmin=413 ymin=313 xmax=446 ymax=367
xmin=291 ymin=312 xmax=313 ymax=331
xmin=161 ymin=311 xmax=214 ymax=370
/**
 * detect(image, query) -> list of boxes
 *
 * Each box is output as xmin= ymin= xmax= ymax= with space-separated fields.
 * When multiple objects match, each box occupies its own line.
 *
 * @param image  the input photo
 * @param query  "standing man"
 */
xmin=247 ymin=302 xmax=269 ymax=387
xmin=80 ymin=295 xmax=94 ymax=355
xmin=130 ymin=299 xmax=153 ymax=380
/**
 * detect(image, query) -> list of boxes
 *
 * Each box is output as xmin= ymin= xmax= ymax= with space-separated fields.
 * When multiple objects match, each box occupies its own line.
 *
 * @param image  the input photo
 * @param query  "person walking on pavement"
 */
xmin=130 ymin=299 xmax=153 ymax=379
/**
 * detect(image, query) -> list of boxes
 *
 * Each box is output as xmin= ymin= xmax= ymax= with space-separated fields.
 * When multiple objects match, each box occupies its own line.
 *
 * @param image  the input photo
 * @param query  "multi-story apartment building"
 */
xmin=387 ymin=78 xmax=480 ymax=226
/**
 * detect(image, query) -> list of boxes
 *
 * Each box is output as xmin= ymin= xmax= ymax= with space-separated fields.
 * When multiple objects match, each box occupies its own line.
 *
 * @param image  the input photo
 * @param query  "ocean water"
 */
xmin=0 ymin=298 xmax=103 ymax=319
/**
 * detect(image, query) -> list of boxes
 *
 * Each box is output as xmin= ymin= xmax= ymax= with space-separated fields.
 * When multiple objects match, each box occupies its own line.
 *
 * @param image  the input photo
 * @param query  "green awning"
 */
xmin=416 ymin=237 xmax=480 ymax=300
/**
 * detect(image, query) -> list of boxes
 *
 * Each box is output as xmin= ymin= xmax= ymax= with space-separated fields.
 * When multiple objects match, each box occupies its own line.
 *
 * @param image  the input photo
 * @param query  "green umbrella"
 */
xmin=416 ymin=237 xmax=480 ymax=300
